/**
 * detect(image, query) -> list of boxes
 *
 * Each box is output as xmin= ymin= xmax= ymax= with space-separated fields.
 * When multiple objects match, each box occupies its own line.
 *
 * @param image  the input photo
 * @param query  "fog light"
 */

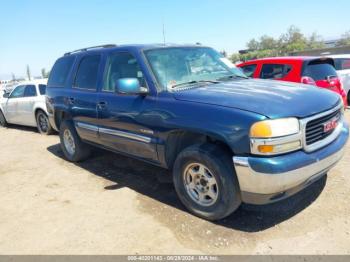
xmin=257 ymin=141 xmax=301 ymax=154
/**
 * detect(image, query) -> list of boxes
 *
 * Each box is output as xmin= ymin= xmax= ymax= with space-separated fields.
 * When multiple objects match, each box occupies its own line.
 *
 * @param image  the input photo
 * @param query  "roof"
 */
xmin=241 ymin=56 xmax=335 ymax=64
xmin=63 ymin=43 xmax=207 ymax=56
xmin=327 ymin=54 xmax=350 ymax=59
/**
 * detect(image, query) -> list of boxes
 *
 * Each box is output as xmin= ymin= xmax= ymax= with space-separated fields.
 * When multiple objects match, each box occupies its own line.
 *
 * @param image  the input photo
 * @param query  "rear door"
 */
xmin=17 ymin=85 xmax=38 ymax=126
xmin=260 ymin=63 xmax=293 ymax=81
xmin=70 ymin=54 xmax=102 ymax=143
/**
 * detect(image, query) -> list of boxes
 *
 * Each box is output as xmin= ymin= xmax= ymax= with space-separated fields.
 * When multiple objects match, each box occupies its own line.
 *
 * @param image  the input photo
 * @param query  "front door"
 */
xmin=96 ymin=51 xmax=158 ymax=162
xmin=4 ymin=85 xmax=26 ymax=124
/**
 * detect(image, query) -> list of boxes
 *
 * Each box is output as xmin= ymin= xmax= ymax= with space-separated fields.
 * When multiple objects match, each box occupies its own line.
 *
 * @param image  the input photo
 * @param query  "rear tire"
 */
xmin=36 ymin=110 xmax=54 ymax=135
xmin=59 ymin=120 xmax=91 ymax=162
xmin=173 ymin=143 xmax=241 ymax=221
xmin=0 ymin=110 xmax=7 ymax=127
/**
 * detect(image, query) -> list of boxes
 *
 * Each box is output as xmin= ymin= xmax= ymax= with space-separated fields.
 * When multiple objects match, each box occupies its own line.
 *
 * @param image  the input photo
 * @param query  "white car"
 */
xmin=0 ymin=80 xmax=54 ymax=134
xmin=329 ymin=54 xmax=350 ymax=104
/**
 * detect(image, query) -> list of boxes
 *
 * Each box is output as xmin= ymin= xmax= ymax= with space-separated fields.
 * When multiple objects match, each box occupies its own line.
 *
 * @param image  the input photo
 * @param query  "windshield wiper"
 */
xmin=171 ymin=80 xmax=220 ymax=89
xmin=217 ymin=74 xmax=248 ymax=81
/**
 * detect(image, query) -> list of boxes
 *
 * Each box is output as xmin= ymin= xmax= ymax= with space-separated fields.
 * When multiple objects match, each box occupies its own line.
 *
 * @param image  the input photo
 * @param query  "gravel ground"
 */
xmin=0 ymin=112 xmax=349 ymax=255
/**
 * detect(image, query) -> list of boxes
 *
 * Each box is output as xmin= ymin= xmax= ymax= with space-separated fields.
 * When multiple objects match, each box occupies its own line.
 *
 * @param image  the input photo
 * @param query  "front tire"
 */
xmin=59 ymin=120 xmax=91 ymax=162
xmin=36 ymin=110 xmax=54 ymax=135
xmin=0 ymin=110 xmax=7 ymax=127
xmin=173 ymin=143 xmax=241 ymax=221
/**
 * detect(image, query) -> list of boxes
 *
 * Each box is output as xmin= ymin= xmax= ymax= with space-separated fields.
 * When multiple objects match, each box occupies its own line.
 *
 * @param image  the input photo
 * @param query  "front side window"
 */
xmin=10 ymin=85 xmax=26 ymax=98
xmin=260 ymin=64 xmax=292 ymax=79
xmin=103 ymin=52 xmax=145 ymax=92
xmin=47 ymin=56 xmax=75 ymax=87
xmin=144 ymin=47 xmax=246 ymax=90
xmin=39 ymin=84 xmax=46 ymax=95
xmin=241 ymin=64 xmax=257 ymax=77
xmin=74 ymin=55 xmax=101 ymax=90
xmin=24 ymin=85 xmax=37 ymax=97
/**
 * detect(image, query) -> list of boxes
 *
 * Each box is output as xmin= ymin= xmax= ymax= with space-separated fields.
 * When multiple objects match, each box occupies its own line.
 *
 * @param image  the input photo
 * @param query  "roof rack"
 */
xmin=64 ymin=44 xmax=117 ymax=56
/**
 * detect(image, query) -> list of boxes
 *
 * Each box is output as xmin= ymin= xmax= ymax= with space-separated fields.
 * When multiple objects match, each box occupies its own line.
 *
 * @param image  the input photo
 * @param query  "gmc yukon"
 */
xmin=46 ymin=44 xmax=349 ymax=220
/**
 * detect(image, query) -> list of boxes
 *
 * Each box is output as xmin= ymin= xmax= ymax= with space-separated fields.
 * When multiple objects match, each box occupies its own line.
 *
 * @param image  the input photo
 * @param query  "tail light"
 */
xmin=301 ymin=76 xmax=316 ymax=86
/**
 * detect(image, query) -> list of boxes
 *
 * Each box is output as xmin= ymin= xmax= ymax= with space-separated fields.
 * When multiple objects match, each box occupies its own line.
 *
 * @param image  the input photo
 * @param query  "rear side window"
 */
xmin=240 ymin=64 xmax=257 ymax=77
xmin=24 ymin=85 xmax=37 ymax=97
xmin=39 ymin=84 xmax=46 ymax=95
xmin=47 ymin=56 xmax=75 ymax=87
xmin=303 ymin=61 xmax=337 ymax=81
xmin=334 ymin=58 xmax=350 ymax=70
xmin=74 ymin=55 xmax=101 ymax=90
xmin=260 ymin=64 xmax=292 ymax=79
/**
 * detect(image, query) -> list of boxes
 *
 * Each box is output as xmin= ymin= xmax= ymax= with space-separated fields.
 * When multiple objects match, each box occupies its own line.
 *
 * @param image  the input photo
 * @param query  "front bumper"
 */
xmin=233 ymin=122 xmax=349 ymax=205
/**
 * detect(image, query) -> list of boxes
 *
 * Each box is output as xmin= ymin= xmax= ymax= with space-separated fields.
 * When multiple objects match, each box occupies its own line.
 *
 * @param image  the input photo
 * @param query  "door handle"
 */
xmin=68 ymin=97 xmax=75 ymax=104
xmin=97 ymin=101 xmax=107 ymax=110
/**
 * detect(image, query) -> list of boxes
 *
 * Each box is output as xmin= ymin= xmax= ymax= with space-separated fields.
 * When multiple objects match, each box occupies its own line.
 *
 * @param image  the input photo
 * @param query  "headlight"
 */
xmin=250 ymin=118 xmax=302 ymax=155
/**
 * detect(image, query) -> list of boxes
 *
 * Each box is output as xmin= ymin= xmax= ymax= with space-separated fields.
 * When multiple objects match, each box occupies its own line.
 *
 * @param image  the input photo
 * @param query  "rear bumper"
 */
xmin=48 ymin=113 xmax=58 ymax=132
xmin=233 ymin=122 xmax=349 ymax=205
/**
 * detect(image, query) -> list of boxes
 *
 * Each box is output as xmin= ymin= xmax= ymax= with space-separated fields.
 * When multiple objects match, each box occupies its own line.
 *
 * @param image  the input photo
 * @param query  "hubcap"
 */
xmin=183 ymin=163 xmax=219 ymax=207
xmin=38 ymin=114 xmax=48 ymax=132
xmin=63 ymin=129 xmax=75 ymax=155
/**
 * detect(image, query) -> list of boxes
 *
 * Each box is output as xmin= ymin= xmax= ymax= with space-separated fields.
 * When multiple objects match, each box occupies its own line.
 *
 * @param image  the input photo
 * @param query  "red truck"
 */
xmin=238 ymin=57 xmax=348 ymax=107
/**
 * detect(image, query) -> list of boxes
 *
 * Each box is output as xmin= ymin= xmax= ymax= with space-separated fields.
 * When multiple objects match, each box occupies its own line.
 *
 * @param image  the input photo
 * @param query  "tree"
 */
xmin=11 ymin=73 xmax=16 ymax=81
xmin=278 ymin=25 xmax=307 ymax=53
xmin=259 ymin=35 xmax=278 ymax=50
xmin=41 ymin=68 xmax=46 ymax=78
xmin=220 ymin=50 xmax=227 ymax=57
xmin=230 ymin=25 xmax=332 ymax=63
xmin=336 ymin=31 xmax=350 ymax=46
xmin=246 ymin=39 xmax=260 ymax=50
xmin=307 ymin=32 xmax=325 ymax=49
xmin=26 ymin=65 xmax=31 ymax=80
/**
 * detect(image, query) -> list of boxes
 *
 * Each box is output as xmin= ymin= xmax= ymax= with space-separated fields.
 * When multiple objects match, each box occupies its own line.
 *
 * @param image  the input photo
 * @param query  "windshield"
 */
xmin=303 ymin=61 xmax=337 ymax=81
xmin=144 ymin=47 xmax=246 ymax=90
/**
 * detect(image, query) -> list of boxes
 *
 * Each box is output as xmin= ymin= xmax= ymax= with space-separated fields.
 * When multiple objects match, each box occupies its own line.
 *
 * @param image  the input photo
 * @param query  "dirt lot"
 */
xmin=0 ymin=112 xmax=349 ymax=255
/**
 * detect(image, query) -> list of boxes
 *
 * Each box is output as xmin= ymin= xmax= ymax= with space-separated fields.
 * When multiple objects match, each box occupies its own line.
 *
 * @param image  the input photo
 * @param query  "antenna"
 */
xmin=162 ymin=18 xmax=166 ymax=45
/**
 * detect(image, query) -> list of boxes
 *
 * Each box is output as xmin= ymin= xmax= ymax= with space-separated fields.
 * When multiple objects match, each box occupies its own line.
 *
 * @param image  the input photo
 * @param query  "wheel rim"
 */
xmin=63 ymin=129 xmax=75 ymax=155
xmin=38 ymin=113 xmax=48 ymax=132
xmin=183 ymin=163 xmax=219 ymax=207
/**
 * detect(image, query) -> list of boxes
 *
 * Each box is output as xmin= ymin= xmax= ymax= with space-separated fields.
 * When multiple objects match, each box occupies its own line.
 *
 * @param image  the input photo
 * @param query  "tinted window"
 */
xmin=24 ymin=85 xmax=37 ymax=97
xmin=47 ymin=56 xmax=75 ymax=87
xmin=334 ymin=58 xmax=350 ymax=70
xmin=74 ymin=55 xmax=101 ymax=90
xmin=303 ymin=62 xmax=337 ymax=81
xmin=240 ymin=64 xmax=257 ymax=77
xmin=9 ymin=85 xmax=25 ymax=98
xmin=103 ymin=52 xmax=145 ymax=92
xmin=39 ymin=84 xmax=46 ymax=95
xmin=260 ymin=64 xmax=292 ymax=79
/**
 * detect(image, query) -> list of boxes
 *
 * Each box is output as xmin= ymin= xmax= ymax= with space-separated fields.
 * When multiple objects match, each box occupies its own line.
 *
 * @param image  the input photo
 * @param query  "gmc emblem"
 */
xmin=323 ymin=119 xmax=338 ymax=133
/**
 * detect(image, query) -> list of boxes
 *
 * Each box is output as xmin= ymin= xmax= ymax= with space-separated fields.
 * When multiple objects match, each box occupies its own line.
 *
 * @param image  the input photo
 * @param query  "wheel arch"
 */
xmin=54 ymin=110 xmax=73 ymax=130
xmin=164 ymin=129 xmax=233 ymax=169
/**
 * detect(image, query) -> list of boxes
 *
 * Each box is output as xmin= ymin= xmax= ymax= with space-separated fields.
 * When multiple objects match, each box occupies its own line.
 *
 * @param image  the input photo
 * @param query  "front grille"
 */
xmin=305 ymin=108 xmax=341 ymax=146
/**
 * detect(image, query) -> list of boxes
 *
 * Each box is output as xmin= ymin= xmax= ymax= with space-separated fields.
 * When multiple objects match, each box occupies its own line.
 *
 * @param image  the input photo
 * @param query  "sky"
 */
xmin=1 ymin=0 xmax=350 ymax=79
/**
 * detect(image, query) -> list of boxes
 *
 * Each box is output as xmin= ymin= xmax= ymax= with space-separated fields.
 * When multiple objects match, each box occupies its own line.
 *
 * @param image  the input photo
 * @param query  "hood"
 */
xmin=173 ymin=79 xmax=341 ymax=119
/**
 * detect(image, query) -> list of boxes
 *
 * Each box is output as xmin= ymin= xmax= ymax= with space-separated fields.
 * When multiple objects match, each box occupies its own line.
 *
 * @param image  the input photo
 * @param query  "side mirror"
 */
xmin=3 ymin=93 xmax=9 ymax=98
xmin=116 ymin=78 xmax=148 ymax=95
